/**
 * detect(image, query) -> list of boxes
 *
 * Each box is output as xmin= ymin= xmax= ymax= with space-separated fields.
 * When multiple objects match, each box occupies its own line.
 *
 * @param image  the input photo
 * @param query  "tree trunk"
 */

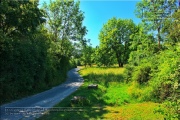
xmin=157 ymin=27 xmax=161 ymax=50
xmin=118 ymin=62 xmax=121 ymax=67
xmin=120 ymin=63 xmax=123 ymax=67
xmin=118 ymin=62 xmax=123 ymax=67
xmin=117 ymin=57 xmax=123 ymax=67
xmin=116 ymin=52 xmax=123 ymax=67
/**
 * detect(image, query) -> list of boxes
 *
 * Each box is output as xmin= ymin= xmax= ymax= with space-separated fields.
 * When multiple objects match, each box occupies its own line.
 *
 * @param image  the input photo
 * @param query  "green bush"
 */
xmin=132 ymin=65 xmax=151 ymax=84
xmin=124 ymin=64 xmax=135 ymax=83
xmin=127 ymin=82 xmax=155 ymax=101
xmin=150 ymin=48 xmax=180 ymax=101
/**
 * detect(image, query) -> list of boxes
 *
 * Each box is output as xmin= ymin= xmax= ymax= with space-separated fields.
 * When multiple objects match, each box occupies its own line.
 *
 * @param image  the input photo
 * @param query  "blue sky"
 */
xmin=39 ymin=0 xmax=141 ymax=47
xmin=79 ymin=1 xmax=141 ymax=47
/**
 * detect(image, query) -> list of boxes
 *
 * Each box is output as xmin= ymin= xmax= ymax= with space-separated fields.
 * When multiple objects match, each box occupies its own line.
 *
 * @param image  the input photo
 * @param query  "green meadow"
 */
xmin=38 ymin=67 xmax=164 ymax=120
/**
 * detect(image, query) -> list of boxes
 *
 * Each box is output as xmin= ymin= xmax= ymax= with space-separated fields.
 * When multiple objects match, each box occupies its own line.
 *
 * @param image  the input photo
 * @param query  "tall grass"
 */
xmin=80 ymin=67 xmax=124 ymax=76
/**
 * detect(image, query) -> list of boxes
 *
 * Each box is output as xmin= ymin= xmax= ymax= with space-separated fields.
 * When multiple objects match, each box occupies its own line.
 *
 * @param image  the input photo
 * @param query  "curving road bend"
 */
xmin=0 ymin=68 xmax=83 ymax=120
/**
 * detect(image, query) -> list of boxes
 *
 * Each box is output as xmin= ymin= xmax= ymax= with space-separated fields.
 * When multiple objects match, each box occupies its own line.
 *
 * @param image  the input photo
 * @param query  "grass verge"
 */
xmin=38 ymin=67 xmax=164 ymax=120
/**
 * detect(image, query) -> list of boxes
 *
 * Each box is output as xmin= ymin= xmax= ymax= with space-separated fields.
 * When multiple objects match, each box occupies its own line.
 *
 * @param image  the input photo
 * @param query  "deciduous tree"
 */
xmin=135 ymin=0 xmax=177 ymax=49
xmin=98 ymin=17 xmax=136 ymax=67
xmin=0 ymin=0 xmax=45 ymax=36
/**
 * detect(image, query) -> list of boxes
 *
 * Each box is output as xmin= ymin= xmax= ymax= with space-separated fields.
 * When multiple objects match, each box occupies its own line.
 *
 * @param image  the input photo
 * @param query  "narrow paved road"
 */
xmin=0 ymin=68 xmax=83 ymax=120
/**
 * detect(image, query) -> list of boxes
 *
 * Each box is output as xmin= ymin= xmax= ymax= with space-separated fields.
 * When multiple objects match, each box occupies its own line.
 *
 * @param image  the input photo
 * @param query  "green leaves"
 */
xmin=80 ymin=45 xmax=94 ymax=67
xmin=0 ymin=0 xmax=45 ymax=36
xmin=98 ymin=17 xmax=136 ymax=67
xmin=163 ymin=10 xmax=180 ymax=44
xmin=42 ymin=0 xmax=87 ymax=63
xmin=135 ymin=0 xmax=178 ymax=49
xmin=123 ymin=1 xmax=180 ymax=118
xmin=43 ymin=0 xmax=87 ymax=42
xmin=0 ymin=0 xmax=87 ymax=104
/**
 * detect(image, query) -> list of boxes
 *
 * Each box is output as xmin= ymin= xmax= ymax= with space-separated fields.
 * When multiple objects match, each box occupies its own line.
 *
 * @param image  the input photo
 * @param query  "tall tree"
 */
xmin=43 ymin=0 xmax=87 ymax=50
xmin=162 ymin=9 xmax=180 ymax=44
xmin=94 ymin=46 xmax=116 ymax=67
xmin=129 ymin=23 xmax=157 ymax=66
xmin=98 ymin=17 xmax=136 ymax=67
xmin=42 ymin=0 xmax=88 ymax=74
xmin=0 ymin=0 xmax=45 ymax=36
xmin=135 ymin=0 xmax=177 ymax=49
xmin=81 ymin=45 xmax=94 ymax=67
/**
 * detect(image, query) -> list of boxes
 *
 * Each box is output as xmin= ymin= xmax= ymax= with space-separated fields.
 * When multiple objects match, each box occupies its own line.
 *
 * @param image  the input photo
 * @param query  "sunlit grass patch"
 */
xmin=38 ymin=67 xmax=164 ymax=120
xmin=103 ymin=83 xmax=131 ymax=106
xmin=80 ymin=67 xmax=125 ymax=86
xmin=127 ymin=81 xmax=156 ymax=102
xmin=79 ymin=67 xmax=124 ymax=76
xmin=103 ymin=102 xmax=164 ymax=120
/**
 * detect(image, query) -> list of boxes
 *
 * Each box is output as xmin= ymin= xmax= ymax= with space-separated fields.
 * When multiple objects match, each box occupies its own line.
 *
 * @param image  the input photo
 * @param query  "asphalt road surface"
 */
xmin=0 ymin=68 xmax=84 ymax=120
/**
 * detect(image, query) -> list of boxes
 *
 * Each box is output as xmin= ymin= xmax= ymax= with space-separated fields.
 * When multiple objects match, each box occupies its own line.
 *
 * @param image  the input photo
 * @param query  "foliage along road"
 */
xmin=0 ymin=68 xmax=83 ymax=120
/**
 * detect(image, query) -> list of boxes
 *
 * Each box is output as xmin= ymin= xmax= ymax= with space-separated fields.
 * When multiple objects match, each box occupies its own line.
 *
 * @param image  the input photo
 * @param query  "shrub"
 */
xmin=132 ymin=65 xmax=151 ymax=84
xmin=124 ymin=64 xmax=135 ymax=83
xmin=150 ymin=48 xmax=180 ymax=101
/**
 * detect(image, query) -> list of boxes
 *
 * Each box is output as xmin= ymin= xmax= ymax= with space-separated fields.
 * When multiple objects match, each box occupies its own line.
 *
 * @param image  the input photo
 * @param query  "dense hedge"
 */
xmin=0 ymin=32 xmax=73 ymax=104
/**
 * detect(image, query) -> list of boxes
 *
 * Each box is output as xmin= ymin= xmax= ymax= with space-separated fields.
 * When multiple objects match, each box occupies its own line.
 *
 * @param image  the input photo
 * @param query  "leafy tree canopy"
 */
xmin=0 ymin=0 xmax=45 ymax=36
xmin=98 ymin=17 xmax=136 ymax=67
xmin=135 ymin=0 xmax=178 ymax=49
xmin=43 ymin=0 xmax=87 ymax=43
